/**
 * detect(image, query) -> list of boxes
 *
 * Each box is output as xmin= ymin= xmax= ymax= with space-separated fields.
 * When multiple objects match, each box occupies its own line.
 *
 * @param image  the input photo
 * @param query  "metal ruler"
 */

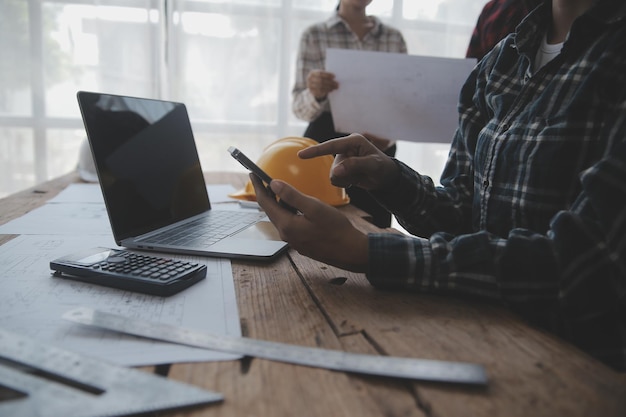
xmin=63 ymin=307 xmax=488 ymax=386
xmin=0 ymin=328 xmax=222 ymax=417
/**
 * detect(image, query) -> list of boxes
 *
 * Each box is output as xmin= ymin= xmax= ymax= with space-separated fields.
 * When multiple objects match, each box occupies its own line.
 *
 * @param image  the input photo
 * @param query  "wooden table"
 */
xmin=1 ymin=171 xmax=625 ymax=417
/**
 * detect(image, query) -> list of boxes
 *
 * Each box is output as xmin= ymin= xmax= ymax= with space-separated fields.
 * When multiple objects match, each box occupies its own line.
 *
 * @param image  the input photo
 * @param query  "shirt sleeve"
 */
xmin=367 ymin=142 xmax=626 ymax=369
xmin=292 ymin=27 xmax=329 ymax=122
xmin=386 ymin=26 xmax=408 ymax=55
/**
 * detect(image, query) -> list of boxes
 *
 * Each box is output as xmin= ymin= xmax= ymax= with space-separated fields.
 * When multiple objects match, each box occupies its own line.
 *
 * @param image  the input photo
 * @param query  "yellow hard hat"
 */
xmin=229 ymin=137 xmax=350 ymax=206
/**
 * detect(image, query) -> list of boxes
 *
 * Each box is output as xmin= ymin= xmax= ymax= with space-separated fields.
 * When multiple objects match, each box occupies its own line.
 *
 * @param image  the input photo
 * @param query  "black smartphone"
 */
xmin=228 ymin=146 xmax=298 ymax=213
xmin=228 ymin=146 xmax=273 ymax=186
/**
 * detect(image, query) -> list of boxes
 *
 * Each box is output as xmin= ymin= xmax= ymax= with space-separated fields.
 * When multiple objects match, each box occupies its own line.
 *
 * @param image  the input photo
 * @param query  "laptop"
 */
xmin=76 ymin=90 xmax=288 ymax=260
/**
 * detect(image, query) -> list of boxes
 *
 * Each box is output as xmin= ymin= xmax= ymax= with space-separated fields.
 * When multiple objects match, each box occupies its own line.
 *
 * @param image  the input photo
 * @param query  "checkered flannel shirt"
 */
xmin=368 ymin=0 xmax=626 ymax=370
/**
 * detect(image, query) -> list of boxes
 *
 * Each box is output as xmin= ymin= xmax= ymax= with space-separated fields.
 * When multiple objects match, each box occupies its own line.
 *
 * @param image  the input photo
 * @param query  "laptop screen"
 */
xmin=77 ymin=91 xmax=210 ymax=242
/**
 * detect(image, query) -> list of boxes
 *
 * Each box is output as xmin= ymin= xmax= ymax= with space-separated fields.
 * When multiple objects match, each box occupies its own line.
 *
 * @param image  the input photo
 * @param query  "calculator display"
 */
xmin=75 ymin=249 xmax=117 ymax=265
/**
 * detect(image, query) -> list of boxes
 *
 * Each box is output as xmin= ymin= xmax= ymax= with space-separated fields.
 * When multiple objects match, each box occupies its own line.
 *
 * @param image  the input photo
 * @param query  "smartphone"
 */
xmin=228 ymin=146 xmax=297 ymax=213
xmin=228 ymin=146 xmax=273 ymax=186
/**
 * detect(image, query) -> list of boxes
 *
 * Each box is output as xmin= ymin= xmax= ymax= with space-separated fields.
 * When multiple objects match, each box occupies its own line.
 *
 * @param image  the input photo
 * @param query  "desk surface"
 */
xmin=1 ymin=171 xmax=625 ymax=417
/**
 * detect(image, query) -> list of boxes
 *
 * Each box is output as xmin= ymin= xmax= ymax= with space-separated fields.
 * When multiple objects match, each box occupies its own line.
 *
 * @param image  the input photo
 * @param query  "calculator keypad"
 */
xmin=51 ymin=247 xmax=207 ymax=296
xmin=95 ymin=251 xmax=199 ymax=282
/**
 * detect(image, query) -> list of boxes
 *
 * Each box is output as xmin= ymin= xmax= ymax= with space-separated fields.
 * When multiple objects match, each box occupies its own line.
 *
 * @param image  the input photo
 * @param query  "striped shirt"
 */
xmin=367 ymin=0 xmax=626 ymax=371
xmin=292 ymin=13 xmax=407 ymax=122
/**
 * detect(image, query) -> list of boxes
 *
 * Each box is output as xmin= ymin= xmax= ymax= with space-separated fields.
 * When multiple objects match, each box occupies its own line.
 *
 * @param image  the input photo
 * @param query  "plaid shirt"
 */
xmin=466 ymin=0 xmax=543 ymax=60
xmin=367 ymin=0 xmax=626 ymax=370
xmin=292 ymin=13 xmax=407 ymax=122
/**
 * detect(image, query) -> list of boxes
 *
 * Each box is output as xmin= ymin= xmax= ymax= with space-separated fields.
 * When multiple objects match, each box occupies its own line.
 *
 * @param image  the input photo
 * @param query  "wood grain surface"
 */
xmin=1 ymin=170 xmax=624 ymax=417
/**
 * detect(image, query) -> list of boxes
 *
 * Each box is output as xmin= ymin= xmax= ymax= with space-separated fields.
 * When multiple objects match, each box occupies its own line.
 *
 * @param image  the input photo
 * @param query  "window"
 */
xmin=0 ymin=0 xmax=486 ymax=198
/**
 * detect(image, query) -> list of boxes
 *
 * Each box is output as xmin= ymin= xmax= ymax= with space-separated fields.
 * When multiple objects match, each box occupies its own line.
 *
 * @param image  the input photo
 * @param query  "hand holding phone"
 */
xmin=228 ymin=146 xmax=273 ymax=186
xmin=228 ymin=146 xmax=298 ymax=213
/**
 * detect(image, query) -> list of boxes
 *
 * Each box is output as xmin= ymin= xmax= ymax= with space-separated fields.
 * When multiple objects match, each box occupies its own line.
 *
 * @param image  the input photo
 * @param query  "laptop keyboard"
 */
xmin=142 ymin=210 xmax=267 ymax=247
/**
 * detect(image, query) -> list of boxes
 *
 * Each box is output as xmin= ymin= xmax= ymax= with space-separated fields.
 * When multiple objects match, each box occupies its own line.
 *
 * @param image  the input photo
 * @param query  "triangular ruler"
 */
xmin=0 ymin=328 xmax=222 ymax=417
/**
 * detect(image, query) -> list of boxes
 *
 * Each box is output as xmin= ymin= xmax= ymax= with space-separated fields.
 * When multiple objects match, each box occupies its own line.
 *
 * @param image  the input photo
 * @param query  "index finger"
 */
xmin=298 ymin=134 xmax=371 ymax=159
xmin=250 ymin=174 xmax=279 ymax=212
xmin=250 ymin=175 xmax=296 ymax=225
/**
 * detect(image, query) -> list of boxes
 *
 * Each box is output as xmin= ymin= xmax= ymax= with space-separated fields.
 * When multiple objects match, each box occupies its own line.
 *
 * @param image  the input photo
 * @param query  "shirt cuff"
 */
xmin=366 ymin=232 xmax=430 ymax=289
xmin=301 ymin=89 xmax=327 ymax=120
xmin=369 ymin=159 xmax=429 ymax=215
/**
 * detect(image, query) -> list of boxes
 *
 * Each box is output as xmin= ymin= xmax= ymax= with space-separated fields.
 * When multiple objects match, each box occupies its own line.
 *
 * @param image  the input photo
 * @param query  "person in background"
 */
xmin=292 ymin=0 xmax=407 ymax=228
xmin=255 ymin=0 xmax=626 ymax=371
xmin=466 ymin=0 xmax=543 ymax=60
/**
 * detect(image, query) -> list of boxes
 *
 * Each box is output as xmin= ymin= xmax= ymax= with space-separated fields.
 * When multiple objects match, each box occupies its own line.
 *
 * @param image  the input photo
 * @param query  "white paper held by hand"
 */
xmin=326 ymin=49 xmax=476 ymax=144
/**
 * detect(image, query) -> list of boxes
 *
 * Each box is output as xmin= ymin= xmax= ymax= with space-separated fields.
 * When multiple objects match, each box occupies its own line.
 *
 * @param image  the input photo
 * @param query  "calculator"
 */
xmin=50 ymin=247 xmax=207 ymax=297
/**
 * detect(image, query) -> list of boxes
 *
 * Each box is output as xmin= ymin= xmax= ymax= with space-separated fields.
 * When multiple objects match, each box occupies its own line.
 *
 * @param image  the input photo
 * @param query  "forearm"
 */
xmin=292 ymin=30 xmax=328 ymax=122
xmin=292 ymin=88 xmax=327 ymax=122
xmin=366 ymin=181 xmax=626 ymax=370
xmin=370 ymin=159 xmax=473 ymax=237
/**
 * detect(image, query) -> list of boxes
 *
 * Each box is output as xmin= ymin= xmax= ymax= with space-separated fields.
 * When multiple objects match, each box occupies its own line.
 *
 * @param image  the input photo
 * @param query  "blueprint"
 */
xmin=0 ymin=184 xmax=242 ymax=366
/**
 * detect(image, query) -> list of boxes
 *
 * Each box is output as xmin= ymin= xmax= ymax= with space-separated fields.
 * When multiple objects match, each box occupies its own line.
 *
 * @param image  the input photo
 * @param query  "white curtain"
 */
xmin=0 ymin=0 xmax=486 ymax=198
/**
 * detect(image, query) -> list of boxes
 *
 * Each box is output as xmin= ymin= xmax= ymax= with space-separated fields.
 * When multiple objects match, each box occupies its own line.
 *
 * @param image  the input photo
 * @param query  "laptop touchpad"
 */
xmin=234 ymin=221 xmax=282 ymax=241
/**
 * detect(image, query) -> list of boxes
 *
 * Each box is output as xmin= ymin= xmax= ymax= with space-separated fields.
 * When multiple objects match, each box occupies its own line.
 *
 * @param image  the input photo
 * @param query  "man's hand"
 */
xmin=306 ymin=70 xmax=339 ymax=100
xmin=363 ymin=132 xmax=396 ymax=152
xmin=298 ymin=133 xmax=400 ymax=191
xmin=250 ymin=174 xmax=368 ymax=273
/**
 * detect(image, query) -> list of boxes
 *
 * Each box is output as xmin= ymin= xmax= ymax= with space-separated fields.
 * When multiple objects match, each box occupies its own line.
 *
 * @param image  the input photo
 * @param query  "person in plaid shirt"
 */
xmin=254 ymin=0 xmax=626 ymax=371
xmin=291 ymin=0 xmax=407 ymax=228
xmin=466 ymin=0 xmax=543 ymax=60
xmin=292 ymin=1 xmax=407 ymax=131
